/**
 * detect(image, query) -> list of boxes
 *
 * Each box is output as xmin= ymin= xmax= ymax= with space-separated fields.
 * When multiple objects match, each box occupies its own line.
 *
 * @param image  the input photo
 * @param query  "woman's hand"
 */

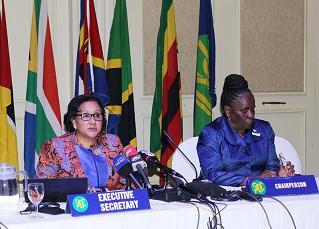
xmin=278 ymin=161 xmax=295 ymax=177
xmin=258 ymin=170 xmax=277 ymax=178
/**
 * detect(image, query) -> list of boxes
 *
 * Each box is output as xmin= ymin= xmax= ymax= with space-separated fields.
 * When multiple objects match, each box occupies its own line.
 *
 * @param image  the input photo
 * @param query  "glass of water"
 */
xmin=27 ymin=183 xmax=44 ymax=219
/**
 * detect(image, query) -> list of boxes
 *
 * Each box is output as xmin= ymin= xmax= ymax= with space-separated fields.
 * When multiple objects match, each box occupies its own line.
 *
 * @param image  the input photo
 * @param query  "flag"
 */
xmin=0 ymin=0 xmax=18 ymax=168
xmin=106 ymin=0 xmax=137 ymax=148
xmin=24 ymin=0 xmax=62 ymax=178
xmin=74 ymin=0 xmax=91 ymax=96
xmin=88 ymin=0 xmax=109 ymax=105
xmin=74 ymin=0 xmax=109 ymax=112
xmin=150 ymin=0 xmax=183 ymax=171
xmin=193 ymin=0 xmax=216 ymax=136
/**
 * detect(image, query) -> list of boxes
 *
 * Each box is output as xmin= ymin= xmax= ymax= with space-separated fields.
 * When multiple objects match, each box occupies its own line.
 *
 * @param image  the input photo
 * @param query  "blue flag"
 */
xmin=193 ymin=0 xmax=216 ymax=136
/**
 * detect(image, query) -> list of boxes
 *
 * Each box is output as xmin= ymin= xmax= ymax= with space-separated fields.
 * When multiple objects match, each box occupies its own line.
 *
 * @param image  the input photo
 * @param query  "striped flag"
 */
xmin=75 ymin=0 xmax=91 ymax=96
xmin=193 ymin=0 xmax=216 ymax=136
xmin=24 ymin=0 xmax=62 ymax=178
xmin=88 ymin=0 xmax=109 ymax=106
xmin=150 ymin=0 xmax=183 ymax=171
xmin=0 ymin=0 xmax=18 ymax=168
xmin=106 ymin=0 xmax=137 ymax=148
xmin=74 ymin=0 xmax=109 ymax=107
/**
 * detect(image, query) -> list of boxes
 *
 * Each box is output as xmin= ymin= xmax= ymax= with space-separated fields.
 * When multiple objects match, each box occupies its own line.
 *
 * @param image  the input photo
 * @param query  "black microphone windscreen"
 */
xmin=186 ymin=180 xmax=226 ymax=198
xmin=117 ymin=163 xmax=133 ymax=177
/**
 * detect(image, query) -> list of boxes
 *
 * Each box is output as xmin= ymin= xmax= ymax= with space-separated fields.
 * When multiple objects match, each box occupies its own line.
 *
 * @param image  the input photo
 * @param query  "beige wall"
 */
xmin=241 ymin=0 xmax=304 ymax=93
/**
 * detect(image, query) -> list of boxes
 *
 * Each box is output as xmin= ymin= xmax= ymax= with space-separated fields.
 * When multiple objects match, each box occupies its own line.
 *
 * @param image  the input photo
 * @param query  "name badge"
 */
xmin=67 ymin=189 xmax=151 ymax=216
xmin=246 ymin=175 xmax=318 ymax=196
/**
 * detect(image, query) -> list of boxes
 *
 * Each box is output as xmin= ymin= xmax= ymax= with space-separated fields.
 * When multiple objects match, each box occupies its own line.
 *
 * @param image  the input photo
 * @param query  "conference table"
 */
xmin=2 ymin=181 xmax=319 ymax=229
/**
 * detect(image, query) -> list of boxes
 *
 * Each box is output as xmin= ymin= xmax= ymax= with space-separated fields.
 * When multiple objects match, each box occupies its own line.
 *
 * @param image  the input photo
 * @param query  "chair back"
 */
xmin=274 ymin=136 xmax=302 ymax=174
xmin=171 ymin=137 xmax=201 ymax=182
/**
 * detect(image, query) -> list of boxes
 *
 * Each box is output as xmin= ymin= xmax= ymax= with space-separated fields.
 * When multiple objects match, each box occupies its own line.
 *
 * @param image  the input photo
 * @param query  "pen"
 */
xmin=278 ymin=153 xmax=289 ymax=176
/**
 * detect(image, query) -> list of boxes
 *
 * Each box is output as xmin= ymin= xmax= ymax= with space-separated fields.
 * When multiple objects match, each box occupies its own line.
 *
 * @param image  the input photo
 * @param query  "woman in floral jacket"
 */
xmin=36 ymin=94 xmax=125 ymax=191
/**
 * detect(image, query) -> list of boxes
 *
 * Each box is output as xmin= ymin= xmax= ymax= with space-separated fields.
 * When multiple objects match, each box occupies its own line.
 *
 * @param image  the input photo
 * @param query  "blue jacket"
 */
xmin=197 ymin=116 xmax=280 ymax=186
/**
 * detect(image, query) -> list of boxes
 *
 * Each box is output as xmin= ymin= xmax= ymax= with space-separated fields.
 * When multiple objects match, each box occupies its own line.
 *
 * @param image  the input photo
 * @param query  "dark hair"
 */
xmin=220 ymin=74 xmax=251 ymax=114
xmin=63 ymin=94 xmax=106 ymax=132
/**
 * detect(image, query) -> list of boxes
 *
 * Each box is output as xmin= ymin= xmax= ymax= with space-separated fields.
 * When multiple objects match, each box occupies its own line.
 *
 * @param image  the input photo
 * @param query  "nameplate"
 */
xmin=246 ymin=175 xmax=318 ymax=196
xmin=67 ymin=189 xmax=151 ymax=216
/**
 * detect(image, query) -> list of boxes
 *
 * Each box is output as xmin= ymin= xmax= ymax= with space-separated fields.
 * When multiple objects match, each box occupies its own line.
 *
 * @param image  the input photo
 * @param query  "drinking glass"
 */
xmin=27 ymin=183 xmax=44 ymax=219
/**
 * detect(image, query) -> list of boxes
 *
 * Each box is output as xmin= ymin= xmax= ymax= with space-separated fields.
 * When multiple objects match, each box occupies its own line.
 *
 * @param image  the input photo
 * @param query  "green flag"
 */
xmin=193 ymin=0 xmax=216 ymax=136
xmin=106 ymin=0 xmax=137 ymax=148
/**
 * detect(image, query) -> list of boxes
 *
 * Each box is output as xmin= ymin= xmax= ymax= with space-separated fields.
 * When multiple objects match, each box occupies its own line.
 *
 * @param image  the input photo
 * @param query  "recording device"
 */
xmin=150 ymin=187 xmax=192 ymax=202
xmin=139 ymin=150 xmax=184 ymax=178
xmin=162 ymin=130 xmax=199 ymax=179
xmin=112 ymin=154 xmax=143 ymax=189
xmin=177 ymin=183 xmax=207 ymax=201
xmin=186 ymin=180 xmax=226 ymax=198
xmin=125 ymin=146 xmax=153 ymax=191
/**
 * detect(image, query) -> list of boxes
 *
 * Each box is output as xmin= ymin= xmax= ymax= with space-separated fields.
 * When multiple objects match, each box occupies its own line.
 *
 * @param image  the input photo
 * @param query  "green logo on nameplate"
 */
xmin=72 ymin=196 xmax=89 ymax=212
xmin=251 ymin=180 xmax=266 ymax=195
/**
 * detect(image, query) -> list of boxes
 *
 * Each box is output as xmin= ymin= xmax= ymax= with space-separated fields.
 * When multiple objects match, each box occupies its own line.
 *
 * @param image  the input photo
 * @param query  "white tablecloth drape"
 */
xmin=2 ymin=178 xmax=319 ymax=229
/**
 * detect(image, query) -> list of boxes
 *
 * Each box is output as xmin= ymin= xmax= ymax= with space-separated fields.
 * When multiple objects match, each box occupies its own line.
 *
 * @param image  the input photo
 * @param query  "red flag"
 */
xmin=75 ymin=0 xmax=90 ymax=95
xmin=89 ymin=0 xmax=109 ymax=105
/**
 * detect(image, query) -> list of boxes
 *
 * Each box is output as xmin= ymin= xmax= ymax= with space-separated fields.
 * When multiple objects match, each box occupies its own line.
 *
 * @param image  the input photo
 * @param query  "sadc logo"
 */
xmin=72 ymin=196 xmax=89 ymax=212
xmin=251 ymin=179 xmax=266 ymax=195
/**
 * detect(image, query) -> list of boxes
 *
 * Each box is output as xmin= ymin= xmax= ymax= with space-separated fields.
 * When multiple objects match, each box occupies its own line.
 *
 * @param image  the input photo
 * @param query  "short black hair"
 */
xmin=63 ymin=94 xmax=106 ymax=132
xmin=220 ymin=74 xmax=251 ymax=114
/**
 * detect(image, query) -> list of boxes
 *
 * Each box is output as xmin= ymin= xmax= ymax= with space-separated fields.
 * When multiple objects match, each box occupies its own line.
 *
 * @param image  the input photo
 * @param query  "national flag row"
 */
xmin=0 ymin=0 xmax=216 ymax=179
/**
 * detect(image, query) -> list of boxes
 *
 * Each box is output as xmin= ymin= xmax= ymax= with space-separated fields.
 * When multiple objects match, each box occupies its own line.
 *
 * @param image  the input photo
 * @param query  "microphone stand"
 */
xmin=128 ymin=174 xmax=143 ymax=189
xmin=125 ymin=177 xmax=132 ymax=190
xmin=163 ymin=131 xmax=198 ymax=179
xmin=163 ymin=171 xmax=169 ymax=189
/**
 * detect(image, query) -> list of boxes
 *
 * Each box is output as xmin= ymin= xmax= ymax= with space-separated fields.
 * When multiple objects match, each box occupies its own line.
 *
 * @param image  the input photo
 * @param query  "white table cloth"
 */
xmin=1 ymin=178 xmax=319 ymax=229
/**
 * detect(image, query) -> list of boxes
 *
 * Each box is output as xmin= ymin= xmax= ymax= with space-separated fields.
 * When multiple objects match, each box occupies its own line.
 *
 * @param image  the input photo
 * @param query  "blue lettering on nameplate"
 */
xmin=67 ymin=189 xmax=151 ymax=216
xmin=246 ymin=175 xmax=318 ymax=196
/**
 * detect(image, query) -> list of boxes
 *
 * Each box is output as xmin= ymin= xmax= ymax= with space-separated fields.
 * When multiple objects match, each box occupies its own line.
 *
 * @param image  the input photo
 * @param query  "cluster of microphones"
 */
xmin=113 ymin=131 xmax=194 ymax=201
xmin=113 ymin=146 xmax=183 ymax=193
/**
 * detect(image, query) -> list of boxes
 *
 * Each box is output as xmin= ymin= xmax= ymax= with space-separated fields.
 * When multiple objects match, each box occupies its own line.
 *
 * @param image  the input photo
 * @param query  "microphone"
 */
xmin=139 ymin=150 xmax=184 ymax=178
xmin=112 ymin=154 xmax=143 ymax=189
xmin=125 ymin=146 xmax=153 ymax=191
xmin=163 ymin=130 xmax=198 ymax=179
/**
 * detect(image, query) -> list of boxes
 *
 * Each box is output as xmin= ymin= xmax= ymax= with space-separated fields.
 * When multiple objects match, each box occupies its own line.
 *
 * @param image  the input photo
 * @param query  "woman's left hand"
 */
xmin=278 ymin=161 xmax=295 ymax=177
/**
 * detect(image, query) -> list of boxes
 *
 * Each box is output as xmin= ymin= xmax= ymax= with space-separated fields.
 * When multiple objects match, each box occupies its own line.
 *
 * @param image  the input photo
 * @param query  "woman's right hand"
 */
xmin=258 ymin=170 xmax=277 ymax=178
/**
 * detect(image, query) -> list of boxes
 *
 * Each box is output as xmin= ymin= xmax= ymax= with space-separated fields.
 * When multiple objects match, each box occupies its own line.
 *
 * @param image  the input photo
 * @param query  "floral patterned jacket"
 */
xmin=36 ymin=132 xmax=126 ymax=190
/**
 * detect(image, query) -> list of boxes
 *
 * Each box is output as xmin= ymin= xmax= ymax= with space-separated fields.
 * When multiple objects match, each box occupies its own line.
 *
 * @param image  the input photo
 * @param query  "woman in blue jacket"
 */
xmin=197 ymin=74 xmax=295 ymax=186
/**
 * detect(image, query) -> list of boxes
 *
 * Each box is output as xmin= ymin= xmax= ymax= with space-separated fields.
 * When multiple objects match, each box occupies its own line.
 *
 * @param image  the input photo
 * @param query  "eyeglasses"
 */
xmin=75 ymin=113 xmax=103 ymax=121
